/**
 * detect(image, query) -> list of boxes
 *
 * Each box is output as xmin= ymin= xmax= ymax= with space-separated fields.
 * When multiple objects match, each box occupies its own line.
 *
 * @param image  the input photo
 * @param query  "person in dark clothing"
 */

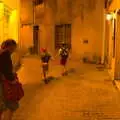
xmin=40 ymin=48 xmax=52 ymax=84
xmin=0 ymin=50 xmax=15 ymax=81
xmin=0 ymin=39 xmax=18 ymax=120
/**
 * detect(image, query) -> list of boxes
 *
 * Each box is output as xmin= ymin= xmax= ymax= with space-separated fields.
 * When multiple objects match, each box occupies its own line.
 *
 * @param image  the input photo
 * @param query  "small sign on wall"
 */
xmin=83 ymin=39 xmax=88 ymax=44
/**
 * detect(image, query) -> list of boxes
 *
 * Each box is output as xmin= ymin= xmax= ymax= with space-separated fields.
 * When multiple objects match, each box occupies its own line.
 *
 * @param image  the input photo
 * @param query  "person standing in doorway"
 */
xmin=59 ymin=43 xmax=69 ymax=76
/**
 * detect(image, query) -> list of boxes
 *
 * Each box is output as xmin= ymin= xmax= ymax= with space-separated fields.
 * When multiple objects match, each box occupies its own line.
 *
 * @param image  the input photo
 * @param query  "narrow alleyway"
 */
xmin=13 ymin=57 xmax=120 ymax=120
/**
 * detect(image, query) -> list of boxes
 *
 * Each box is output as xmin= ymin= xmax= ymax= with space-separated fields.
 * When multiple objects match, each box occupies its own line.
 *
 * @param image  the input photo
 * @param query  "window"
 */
xmin=55 ymin=24 xmax=71 ymax=49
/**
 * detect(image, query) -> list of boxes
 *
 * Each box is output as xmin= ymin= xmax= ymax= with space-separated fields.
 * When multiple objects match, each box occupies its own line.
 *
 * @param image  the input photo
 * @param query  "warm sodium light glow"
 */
xmin=9 ymin=9 xmax=19 ymax=42
xmin=0 ymin=2 xmax=4 ymax=43
xmin=10 ymin=10 xmax=17 ymax=22
xmin=0 ymin=1 xmax=19 ymax=44
xmin=0 ymin=2 xmax=4 ymax=19
xmin=106 ymin=13 xmax=113 ymax=20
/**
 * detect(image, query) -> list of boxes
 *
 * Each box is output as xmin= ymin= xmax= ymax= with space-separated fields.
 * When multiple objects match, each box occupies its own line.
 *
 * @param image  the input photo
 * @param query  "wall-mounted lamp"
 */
xmin=106 ymin=13 xmax=113 ymax=20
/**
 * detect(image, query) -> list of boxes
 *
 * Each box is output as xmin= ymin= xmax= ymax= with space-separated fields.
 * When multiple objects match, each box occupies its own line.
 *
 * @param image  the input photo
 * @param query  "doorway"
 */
xmin=104 ymin=20 xmax=110 ymax=67
xmin=114 ymin=12 xmax=120 ymax=80
xmin=33 ymin=25 xmax=40 ymax=54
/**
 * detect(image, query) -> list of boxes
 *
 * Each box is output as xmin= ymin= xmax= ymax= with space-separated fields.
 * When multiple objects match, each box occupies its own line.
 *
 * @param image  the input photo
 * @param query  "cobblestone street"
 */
xmin=13 ymin=57 xmax=120 ymax=120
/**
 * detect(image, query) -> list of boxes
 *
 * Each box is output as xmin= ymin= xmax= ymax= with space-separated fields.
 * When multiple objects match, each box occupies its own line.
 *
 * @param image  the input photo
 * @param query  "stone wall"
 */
xmin=44 ymin=0 xmax=104 ymax=59
xmin=71 ymin=0 xmax=104 ymax=60
xmin=20 ymin=0 xmax=33 ymax=24
xmin=20 ymin=0 xmax=33 ymax=52
xmin=20 ymin=0 xmax=105 ymax=59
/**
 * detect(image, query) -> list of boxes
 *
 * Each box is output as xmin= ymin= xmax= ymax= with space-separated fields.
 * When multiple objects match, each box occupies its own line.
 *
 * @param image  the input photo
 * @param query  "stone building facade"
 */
xmin=20 ymin=0 xmax=105 ymax=61
xmin=105 ymin=0 xmax=120 ymax=80
xmin=0 ymin=0 xmax=20 ymax=44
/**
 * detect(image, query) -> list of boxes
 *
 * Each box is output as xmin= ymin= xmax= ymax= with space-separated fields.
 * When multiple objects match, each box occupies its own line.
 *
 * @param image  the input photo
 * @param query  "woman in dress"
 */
xmin=0 ymin=39 xmax=18 ymax=120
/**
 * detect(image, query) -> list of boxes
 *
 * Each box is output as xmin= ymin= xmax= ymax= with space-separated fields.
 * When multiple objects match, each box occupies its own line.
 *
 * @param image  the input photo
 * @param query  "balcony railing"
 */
xmin=34 ymin=0 xmax=43 ymax=6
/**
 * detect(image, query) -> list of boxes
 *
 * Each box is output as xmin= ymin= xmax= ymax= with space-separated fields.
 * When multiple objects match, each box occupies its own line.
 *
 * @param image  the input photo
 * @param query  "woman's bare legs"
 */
xmin=43 ymin=69 xmax=49 ymax=84
xmin=63 ymin=65 xmax=66 ymax=73
xmin=0 ymin=111 xmax=3 ymax=120
xmin=61 ymin=65 xmax=67 ymax=76
xmin=43 ymin=70 xmax=46 ymax=80
xmin=42 ymin=63 xmax=49 ymax=84
xmin=2 ymin=109 xmax=13 ymax=120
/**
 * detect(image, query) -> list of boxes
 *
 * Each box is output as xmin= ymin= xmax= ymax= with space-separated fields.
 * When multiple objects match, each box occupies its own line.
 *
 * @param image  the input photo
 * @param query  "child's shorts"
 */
xmin=42 ymin=63 xmax=49 ymax=72
xmin=60 ymin=58 xmax=67 ymax=66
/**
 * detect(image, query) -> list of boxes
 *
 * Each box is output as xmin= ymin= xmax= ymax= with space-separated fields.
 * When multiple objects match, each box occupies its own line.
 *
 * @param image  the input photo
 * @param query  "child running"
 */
xmin=59 ymin=43 xmax=69 ymax=76
xmin=40 ymin=48 xmax=52 ymax=84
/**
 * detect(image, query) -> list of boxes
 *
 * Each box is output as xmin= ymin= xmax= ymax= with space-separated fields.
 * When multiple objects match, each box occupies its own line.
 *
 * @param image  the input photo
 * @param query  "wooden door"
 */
xmin=33 ymin=25 xmax=39 ymax=54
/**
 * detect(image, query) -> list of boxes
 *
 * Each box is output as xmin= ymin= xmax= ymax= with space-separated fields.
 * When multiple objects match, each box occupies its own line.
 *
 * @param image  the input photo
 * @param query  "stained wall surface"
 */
xmin=20 ymin=0 xmax=104 ymax=59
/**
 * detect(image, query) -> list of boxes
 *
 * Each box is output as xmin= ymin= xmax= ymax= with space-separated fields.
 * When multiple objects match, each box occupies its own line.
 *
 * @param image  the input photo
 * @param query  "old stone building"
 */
xmin=0 ymin=0 xmax=21 ymax=70
xmin=105 ymin=0 xmax=120 ymax=80
xmin=0 ymin=0 xmax=20 ymax=44
xmin=20 ymin=0 xmax=105 ymax=60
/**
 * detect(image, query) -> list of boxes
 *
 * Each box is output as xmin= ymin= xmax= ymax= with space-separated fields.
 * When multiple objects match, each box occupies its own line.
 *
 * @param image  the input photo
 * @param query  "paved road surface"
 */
xmin=13 ymin=57 xmax=120 ymax=120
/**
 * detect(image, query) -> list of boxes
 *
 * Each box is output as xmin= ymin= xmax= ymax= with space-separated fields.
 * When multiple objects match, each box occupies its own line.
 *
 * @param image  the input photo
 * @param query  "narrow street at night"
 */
xmin=1 ymin=0 xmax=120 ymax=119
xmin=13 ymin=57 xmax=120 ymax=120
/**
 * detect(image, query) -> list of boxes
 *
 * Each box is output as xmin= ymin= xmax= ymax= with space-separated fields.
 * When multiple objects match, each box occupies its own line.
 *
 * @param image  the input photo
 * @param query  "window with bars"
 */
xmin=34 ymin=0 xmax=43 ymax=6
xmin=55 ymin=24 xmax=71 ymax=49
xmin=113 ymin=19 xmax=116 ymax=57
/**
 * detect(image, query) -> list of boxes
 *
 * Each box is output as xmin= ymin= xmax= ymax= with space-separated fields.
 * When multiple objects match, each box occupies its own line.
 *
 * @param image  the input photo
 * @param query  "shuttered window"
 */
xmin=55 ymin=24 xmax=71 ymax=49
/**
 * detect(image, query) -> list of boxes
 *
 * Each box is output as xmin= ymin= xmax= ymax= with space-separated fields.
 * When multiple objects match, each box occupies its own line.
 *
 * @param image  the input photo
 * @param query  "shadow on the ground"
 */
xmin=67 ymin=68 xmax=76 ymax=73
xmin=41 ymin=76 xmax=61 ymax=82
xmin=112 ymin=80 xmax=120 ymax=91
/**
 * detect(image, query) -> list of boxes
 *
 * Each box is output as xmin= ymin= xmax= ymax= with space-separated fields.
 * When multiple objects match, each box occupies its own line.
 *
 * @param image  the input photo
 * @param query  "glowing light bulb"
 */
xmin=106 ymin=14 xmax=113 ymax=20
